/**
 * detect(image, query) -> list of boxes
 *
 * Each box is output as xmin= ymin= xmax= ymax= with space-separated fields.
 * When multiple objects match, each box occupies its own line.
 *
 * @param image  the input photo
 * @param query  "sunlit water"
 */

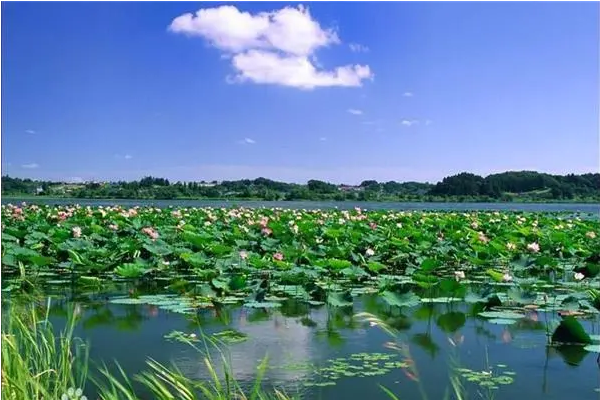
xmin=36 ymin=294 xmax=600 ymax=400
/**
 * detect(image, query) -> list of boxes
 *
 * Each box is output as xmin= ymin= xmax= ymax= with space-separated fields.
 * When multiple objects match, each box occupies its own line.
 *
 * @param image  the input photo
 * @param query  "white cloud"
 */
xmin=21 ymin=163 xmax=39 ymax=169
xmin=169 ymin=5 xmax=373 ymax=89
xmin=237 ymin=137 xmax=256 ymax=145
xmin=349 ymin=43 xmax=369 ymax=52
xmin=425 ymin=120 xmax=433 ymax=126
xmin=230 ymin=50 xmax=371 ymax=89
xmin=25 ymin=129 xmax=36 ymax=134
xmin=68 ymin=177 xmax=84 ymax=183
xmin=402 ymin=92 xmax=413 ymax=97
xmin=170 ymin=5 xmax=338 ymax=56
xmin=124 ymin=154 xmax=133 ymax=160
xmin=401 ymin=119 xmax=419 ymax=127
xmin=319 ymin=137 xmax=327 ymax=141
xmin=347 ymin=108 xmax=363 ymax=115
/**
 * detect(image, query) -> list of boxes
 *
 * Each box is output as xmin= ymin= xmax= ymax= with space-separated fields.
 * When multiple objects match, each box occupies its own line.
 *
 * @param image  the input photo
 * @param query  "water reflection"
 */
xmin=26 ymin=293 xmax=600 ymax=399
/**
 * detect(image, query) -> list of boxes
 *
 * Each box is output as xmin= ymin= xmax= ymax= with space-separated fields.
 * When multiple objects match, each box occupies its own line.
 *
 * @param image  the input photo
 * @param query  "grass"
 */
xmin=1 ymin=298 xmax=88 ymax=400
xmin=1 ymin=299 xmax=294 ymax=400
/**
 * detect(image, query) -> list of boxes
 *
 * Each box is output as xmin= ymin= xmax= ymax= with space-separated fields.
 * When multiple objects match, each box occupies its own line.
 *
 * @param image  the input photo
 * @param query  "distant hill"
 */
xmin=2 ymin=171 xmax=599 ymax=202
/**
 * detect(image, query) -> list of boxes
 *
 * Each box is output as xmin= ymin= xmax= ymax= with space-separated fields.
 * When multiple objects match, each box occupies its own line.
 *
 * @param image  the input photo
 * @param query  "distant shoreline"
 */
xmin=2 ymin=195 xmax=599 ymax=205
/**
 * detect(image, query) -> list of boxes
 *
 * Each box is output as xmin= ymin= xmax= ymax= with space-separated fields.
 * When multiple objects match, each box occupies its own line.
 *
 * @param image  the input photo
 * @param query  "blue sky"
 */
xmin=2 ymin=2 xmax=598 ymax=184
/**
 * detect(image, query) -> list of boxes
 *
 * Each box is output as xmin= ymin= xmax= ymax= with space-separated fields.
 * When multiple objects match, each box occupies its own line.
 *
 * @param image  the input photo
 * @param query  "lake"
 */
xmin=39 ymin=292 xmax=600 ymax=400
xmin=3 ymin=197 xmax=600 ymax=214
xmin=3 ymin=203 xmax=599 ymax=399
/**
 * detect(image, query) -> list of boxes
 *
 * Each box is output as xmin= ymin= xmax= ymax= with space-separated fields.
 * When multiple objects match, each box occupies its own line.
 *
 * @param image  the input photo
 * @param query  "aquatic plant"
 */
xmin=1 ymin=299 xmax=89 ymax=400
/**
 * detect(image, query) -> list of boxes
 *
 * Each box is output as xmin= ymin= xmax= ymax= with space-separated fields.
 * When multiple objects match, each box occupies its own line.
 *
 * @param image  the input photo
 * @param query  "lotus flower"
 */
xmin=72 ymin=226 xmax=82 ymax=238
xmin=527 ymin=242 xmax=540 ymax=253
xmin=142 ymin=227 xmax=159 ymax=240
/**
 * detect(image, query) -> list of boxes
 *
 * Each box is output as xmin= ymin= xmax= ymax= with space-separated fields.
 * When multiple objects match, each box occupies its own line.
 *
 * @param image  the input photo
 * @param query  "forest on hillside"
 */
xmin=2 ymin=171 xmax=599 ymax=202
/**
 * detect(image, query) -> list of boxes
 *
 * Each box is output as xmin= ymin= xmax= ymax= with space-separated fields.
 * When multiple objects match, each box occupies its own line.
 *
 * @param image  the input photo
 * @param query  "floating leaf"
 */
xmin=243 ymin=301 xmax=282 ymax=308
xmin=380 ymin=291 xmax=420 ymax=308
xmin=584 ymin=344 xmax=600 ymax=353
xmin=478 ymin=311 xmax=525 ymax=320
xmin=487 ymin=318 xmax=518 ymax=325
xmin=327 ymin=291 xmax=353 ymax=308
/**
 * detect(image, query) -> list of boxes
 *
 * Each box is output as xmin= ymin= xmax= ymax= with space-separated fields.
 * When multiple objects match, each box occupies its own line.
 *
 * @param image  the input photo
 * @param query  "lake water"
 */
xmin=3 ymin=197 xmax=600 ymax=214
xmin=39 ymin=293 xmax=600 ymax=400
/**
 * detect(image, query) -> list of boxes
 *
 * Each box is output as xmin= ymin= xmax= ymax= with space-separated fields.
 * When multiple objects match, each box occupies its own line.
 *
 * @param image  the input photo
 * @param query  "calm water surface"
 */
xmin=38 ymin=294 xmax=600 ymax=400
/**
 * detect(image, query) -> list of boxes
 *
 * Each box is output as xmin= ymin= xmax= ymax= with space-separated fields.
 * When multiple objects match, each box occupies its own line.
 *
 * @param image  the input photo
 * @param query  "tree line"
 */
xmin=2 ymin=171 xmax=599 ymax=202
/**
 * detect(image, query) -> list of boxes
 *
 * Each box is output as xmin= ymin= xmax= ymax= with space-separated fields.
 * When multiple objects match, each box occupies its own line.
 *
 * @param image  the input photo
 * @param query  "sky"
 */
xmin=1 ymin=2 xmax=599 ymax=185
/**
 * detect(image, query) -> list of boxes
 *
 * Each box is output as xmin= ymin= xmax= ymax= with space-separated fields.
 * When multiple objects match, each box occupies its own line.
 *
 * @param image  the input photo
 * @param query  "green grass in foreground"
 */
xmin=1 ymin=300 xmax=291 ymax=400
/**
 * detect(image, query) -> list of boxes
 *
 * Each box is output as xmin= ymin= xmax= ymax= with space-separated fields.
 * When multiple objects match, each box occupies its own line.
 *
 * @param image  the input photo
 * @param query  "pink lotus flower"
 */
xmin=72 ymin=226 xmax=82 ymax=238
xmin=574 ymin=272 xmax=585 ymax=281
xmin=502 ymin=273 xmax=513 ymax=282
xmin=239 ymin=251 xmax=248 ymax=260
xmin=477 ymin=232 xmax=489 ymax=243
xmin=527 ymin=242 xmax=540 ymax=253
xmin=369 ymin=222 xmax=377 ymax=230
xmin=142 ymin=227 xmax=159 ymax=240
xmin=586 ymin=231 xmax=597 ymax=239
xmin=365 ymin=248 xmax=375 ymax=257
xmin=454 ymin=271 xmax=465 ymax=281
xmin=261 ymin=227 xmax=272 ymax=236
xmin=273 ymin=252 xmax=284 ymax=261
xmin=109 ymin=224 xmax=118 ymax=231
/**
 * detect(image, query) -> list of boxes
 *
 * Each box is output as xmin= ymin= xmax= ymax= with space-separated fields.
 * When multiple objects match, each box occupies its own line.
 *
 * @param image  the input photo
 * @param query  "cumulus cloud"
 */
xmin=347 ymin=108 xmax=363 ymax=115
xmin=169 ymin=5 xmax=373 ymax=89
xmin=349 ymin=43 xmax=369 ymax=52
xmin=402 ymin=92 xmax=413 ymax=97
xmin=25 ymin=129 xmax=36 ymax=134
xmin=21 ymin=163 xmax=39 ymax=169
xmin=319 ymin=137 xmax=327 ymax=141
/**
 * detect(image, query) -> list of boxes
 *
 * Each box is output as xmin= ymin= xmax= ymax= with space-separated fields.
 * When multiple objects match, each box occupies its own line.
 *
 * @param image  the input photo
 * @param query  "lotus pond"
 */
xmin=2 ymin=204 xmax=600 ymax=399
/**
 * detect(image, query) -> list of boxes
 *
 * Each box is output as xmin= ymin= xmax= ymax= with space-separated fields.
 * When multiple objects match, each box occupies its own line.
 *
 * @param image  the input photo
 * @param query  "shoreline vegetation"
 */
xmin=3 ymin=171 xmax=600 ymax=203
